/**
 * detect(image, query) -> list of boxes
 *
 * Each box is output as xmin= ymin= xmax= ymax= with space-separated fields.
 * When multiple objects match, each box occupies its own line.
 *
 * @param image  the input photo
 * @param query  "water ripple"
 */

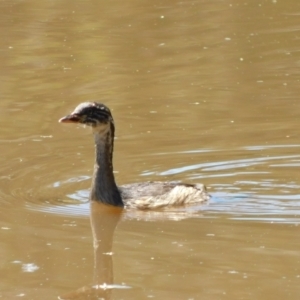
xmin=6 ymin=144 xmax=300 ymax=224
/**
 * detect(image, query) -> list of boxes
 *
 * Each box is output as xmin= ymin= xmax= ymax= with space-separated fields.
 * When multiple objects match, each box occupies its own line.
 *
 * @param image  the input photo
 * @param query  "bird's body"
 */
xmin=120 ymin=181 xmax=208 ymax=209
xmin=59 ymin=102 xmax=209 ymax=210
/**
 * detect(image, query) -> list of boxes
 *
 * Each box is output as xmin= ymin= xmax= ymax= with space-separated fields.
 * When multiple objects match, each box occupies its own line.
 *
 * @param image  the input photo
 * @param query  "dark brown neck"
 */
xmin=90 ymin=124 xmax=123 ymax=207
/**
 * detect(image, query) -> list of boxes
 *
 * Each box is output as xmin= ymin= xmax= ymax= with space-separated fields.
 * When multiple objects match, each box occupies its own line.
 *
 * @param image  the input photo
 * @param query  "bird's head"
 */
xmin=59 ymin=102 xmax=114 ymax=132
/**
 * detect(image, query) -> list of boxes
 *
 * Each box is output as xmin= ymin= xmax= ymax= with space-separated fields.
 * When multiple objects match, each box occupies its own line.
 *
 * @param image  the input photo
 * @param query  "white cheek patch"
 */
xmin=92 ymin=123 xmax=110 ymax=134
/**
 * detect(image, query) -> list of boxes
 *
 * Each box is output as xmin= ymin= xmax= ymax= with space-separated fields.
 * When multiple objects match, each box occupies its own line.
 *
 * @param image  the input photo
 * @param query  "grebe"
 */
xmin=59 ymin=102 xmax=209 ymax=209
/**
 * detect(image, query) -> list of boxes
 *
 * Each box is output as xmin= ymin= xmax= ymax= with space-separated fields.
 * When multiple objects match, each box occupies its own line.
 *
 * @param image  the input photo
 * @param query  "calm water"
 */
xmin=1 ymin=0 xmax=300 ymax=299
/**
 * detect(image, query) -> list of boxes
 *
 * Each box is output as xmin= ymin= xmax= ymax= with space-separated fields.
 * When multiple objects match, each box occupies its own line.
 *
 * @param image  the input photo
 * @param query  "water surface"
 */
xmin=1 ymin=0 xmax=300 ymax=299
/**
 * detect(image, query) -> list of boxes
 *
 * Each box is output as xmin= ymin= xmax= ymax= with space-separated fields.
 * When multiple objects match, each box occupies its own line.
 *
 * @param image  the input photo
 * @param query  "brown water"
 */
xmin=1 ymin=0 xmax=300 ymax=299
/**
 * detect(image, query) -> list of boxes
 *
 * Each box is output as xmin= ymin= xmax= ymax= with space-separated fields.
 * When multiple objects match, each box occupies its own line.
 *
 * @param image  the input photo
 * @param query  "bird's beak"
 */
xmin=59 ymin=114 xmax=81 ymax=123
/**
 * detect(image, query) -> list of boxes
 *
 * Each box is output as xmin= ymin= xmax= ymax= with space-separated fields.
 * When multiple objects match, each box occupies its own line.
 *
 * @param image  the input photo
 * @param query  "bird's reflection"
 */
xmin=58 ymin=200 xmax=205 ymax=299
xmin=90 ymin=202 xmax=123 ymax=290
xmin=59 ymin=202 xmax=123 ymax=300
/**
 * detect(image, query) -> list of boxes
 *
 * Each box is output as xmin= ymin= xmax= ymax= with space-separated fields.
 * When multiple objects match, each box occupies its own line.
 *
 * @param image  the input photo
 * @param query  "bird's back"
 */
xmin=119 ymin=181 xmax=209 ymax=210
